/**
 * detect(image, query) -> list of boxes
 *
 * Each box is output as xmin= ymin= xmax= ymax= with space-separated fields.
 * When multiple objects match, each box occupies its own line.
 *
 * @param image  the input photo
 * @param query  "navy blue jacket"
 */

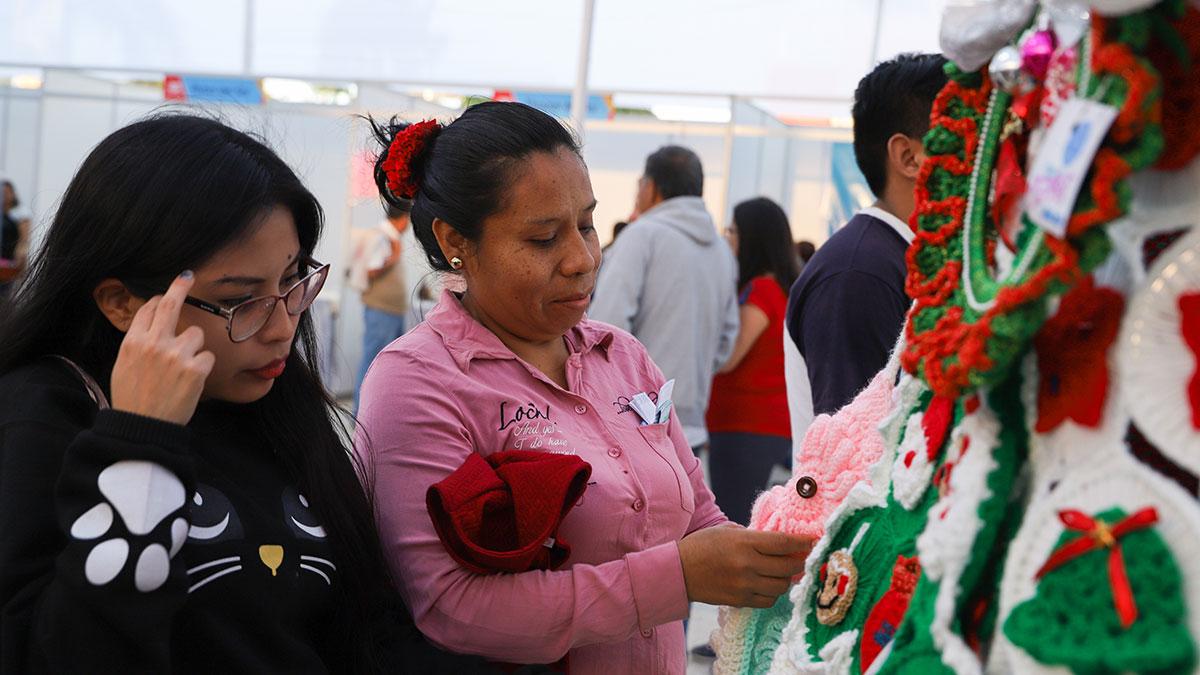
xmin=786 ymin=211 xmax=910 ymax=416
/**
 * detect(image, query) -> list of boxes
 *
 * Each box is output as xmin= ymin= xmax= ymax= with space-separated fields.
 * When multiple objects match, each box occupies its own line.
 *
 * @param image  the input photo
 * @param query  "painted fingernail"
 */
xmin=180 ymin=270 xmax=194 ymax=280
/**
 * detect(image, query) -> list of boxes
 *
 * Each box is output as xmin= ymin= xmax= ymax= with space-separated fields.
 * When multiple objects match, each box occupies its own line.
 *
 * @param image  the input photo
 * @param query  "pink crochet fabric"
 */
xmin=749 ymin=369 xmax=894 ymax=540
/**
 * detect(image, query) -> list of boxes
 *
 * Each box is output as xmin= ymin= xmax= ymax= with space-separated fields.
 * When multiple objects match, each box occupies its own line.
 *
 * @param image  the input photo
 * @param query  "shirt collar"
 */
xmin=859 ymin=206 xmax=915 ymax=244
xmin=425 ymin=289 xmax=615 ymax=370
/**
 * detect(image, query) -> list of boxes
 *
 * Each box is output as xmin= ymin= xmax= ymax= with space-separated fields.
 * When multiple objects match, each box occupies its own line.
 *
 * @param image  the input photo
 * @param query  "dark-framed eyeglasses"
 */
xmin=190 ymin=262 xmax=329 ymax=342
xmin=127 ymin=261 xmax=330 ymax=343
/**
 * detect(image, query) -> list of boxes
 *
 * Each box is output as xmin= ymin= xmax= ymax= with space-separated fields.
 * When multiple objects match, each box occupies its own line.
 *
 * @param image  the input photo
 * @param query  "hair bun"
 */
xmin=381 ymin=119 xmax=442 ymax=199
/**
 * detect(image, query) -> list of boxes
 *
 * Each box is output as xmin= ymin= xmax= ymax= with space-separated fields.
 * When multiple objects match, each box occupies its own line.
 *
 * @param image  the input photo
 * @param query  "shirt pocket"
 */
xmin=635 ymin=423 xmax=695 ymax=515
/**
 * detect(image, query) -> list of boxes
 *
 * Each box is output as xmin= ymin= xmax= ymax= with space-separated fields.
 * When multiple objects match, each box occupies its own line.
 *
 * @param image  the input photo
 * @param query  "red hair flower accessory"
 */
xmin=381 ymin=119 xmax=442 ymax=199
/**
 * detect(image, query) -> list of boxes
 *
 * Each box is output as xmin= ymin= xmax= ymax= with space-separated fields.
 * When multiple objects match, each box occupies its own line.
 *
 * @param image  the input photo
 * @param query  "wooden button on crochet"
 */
xmin=796 ymin=476 xmax=818 ymax=499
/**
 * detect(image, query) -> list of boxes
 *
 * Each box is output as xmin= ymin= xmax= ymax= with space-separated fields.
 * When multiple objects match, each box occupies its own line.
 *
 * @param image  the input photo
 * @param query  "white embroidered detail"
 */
xmin=892 ymin=413 xmax=936 ymax=511
xmin=916 ymin=399 xmax=1002 ymax=675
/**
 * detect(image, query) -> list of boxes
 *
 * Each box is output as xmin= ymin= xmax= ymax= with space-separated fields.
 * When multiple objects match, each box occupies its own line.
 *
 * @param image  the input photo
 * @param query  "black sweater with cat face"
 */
xmin=0 ymin=360 xmax=493 ymax=674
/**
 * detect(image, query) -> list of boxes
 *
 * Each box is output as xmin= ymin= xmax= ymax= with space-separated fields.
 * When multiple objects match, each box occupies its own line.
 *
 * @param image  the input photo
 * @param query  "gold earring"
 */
xmin=450 ymin=256 xmax=464 ymax=270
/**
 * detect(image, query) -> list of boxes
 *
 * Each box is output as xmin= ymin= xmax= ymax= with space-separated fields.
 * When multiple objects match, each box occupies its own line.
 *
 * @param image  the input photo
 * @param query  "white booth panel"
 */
xmin=32 ymin=97 xmax=115 ymax=249
xmin=1 ymin=95 xmax=40 ymax=225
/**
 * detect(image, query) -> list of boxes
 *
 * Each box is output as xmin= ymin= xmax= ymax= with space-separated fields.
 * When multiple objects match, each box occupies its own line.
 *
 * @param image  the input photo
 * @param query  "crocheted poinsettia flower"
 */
xmin=1034 ymin=278 xmax=1126 ymax=433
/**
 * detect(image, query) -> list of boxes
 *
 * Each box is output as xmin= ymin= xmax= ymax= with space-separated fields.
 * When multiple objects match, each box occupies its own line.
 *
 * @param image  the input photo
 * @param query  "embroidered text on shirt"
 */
xmin=498 ymin=401 xmax=552 ymax=431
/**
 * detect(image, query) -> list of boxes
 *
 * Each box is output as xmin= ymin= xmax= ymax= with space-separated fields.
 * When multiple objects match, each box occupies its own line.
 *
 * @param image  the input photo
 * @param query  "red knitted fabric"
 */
xmin=1180 ymin=293 xmax=1200 ymax=430
xmin=922 ymin=396 xmax=954 ymax=461
xmin=860 ymin=556 xmax=922 ymax=672
xmin=1034 ymin=278 xmax=1125 ymax=433
xmin=1149 ymin=5 xmax=1200 ymax=170
xmin=426 ymin=450 xmax=592 ymax=574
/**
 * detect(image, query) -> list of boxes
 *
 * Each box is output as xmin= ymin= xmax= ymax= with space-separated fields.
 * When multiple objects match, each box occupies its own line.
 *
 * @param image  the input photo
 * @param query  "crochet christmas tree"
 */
xmin=1004 ymin=508 xmax=1196 ymax=673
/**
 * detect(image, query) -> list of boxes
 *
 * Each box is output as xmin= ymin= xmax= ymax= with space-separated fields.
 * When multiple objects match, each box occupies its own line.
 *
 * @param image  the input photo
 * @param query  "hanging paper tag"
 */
xmin=1024 ymin=97 xmax=1119 ymax=238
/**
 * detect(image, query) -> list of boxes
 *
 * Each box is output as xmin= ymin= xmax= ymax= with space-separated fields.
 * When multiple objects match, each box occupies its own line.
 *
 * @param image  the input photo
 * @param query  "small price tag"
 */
xmin=1024 ymin=97 xmax=1119 ymax=238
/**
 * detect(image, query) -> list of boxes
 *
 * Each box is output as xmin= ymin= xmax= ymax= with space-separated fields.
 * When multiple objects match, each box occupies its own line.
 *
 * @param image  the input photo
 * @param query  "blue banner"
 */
xmin=177 ymin=76 xmax=262 ymax=104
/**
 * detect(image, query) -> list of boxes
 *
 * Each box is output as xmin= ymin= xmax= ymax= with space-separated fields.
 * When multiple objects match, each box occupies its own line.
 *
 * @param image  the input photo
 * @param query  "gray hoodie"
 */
xmin=589 ymin=196 xmax=739 ymax=447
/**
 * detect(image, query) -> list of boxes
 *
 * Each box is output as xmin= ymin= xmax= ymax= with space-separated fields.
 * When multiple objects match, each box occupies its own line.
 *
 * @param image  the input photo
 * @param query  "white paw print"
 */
xmin=69 ymin=460 xmax=188 ymax=592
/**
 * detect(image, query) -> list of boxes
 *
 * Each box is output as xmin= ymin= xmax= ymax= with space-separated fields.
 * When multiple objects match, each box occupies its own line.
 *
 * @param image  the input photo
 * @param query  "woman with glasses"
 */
xmin=0 ymin=114 xmax=487 ymax=673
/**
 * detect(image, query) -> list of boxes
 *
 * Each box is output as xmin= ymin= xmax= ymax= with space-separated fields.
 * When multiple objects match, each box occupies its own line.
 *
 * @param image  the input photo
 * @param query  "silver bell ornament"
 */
xmin=988 ymin=45 xmax=1031 ymax=93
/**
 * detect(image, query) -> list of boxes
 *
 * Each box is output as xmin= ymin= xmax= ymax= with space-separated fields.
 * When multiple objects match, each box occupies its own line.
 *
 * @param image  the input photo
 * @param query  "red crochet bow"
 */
xmin=1035 ymin=507 xmax=1159 ymax=629
xmin=381 ymin=119 xmax=441 ymax=199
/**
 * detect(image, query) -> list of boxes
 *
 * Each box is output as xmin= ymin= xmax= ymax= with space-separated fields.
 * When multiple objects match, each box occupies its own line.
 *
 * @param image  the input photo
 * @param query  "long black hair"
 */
xmin=370 ymin=101 xmax=580 ymax=269
xmin=0 ymin=113 xmax=401 ymax=671
xmin=732 ymin=196 xmax=801 ymax=293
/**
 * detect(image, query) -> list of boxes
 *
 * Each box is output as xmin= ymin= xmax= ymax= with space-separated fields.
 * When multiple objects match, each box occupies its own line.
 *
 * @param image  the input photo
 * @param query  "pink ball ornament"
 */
xmin=1021 ymin=29 xmax=1059 ymax=80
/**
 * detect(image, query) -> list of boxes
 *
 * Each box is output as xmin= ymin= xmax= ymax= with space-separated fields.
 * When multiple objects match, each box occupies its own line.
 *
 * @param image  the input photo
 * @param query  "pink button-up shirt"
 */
xmin=355 ymin=291 xmax=727 ymax=674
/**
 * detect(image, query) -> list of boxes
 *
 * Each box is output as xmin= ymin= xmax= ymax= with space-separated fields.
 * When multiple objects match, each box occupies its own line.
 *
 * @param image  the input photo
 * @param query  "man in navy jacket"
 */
xmin=785 ymin=53 xmax=948 ymax=442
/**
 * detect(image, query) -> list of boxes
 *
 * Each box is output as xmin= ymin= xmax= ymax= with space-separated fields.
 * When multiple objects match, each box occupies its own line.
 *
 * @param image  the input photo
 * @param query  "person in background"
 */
xmin=795 ymin=240 xmax=816 ymax=267
xmin=357 ymin=102 xmax=810 ymax=674
xmin=706 ymin=197 xmax=800 ymax=527
xmin=0 ymin=114 xmax=485 ymax=673
xmin=0 ymin=180 xmax=31 ymax=298
xmin=784 ymin=53 xmax=947 ymax=444
xmin=351 ymin=201 xmax=411 ymax=409
xmin=590 ymin=146 xmax=738 ymax=455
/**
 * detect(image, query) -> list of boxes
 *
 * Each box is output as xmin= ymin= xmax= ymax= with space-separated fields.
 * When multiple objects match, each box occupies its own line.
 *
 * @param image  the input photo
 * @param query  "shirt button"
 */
xmin=608 ymin=447 xmax=621 ymax=458
xmin=574 ymin=404 xmax=587 ymax=415
xmin=632 ymin=498 xmax=644 ymax=512
xmin=641 ymin=628 xmax=653 ymax=638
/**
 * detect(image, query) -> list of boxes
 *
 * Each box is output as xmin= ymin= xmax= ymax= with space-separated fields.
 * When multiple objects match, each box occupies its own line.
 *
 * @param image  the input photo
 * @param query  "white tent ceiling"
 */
xmin=2 ymin=0 xmax=946 ymax=107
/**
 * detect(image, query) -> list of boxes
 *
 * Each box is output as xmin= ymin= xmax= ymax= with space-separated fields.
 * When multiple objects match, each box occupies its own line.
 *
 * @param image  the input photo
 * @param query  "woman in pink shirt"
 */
xmin=355 ymin=102 xmax=810 ymax=674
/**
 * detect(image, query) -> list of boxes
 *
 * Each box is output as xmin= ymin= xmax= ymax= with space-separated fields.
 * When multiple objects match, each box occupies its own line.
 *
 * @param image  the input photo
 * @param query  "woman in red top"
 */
xmin=706 ymin=197 xmax=800 ymax=525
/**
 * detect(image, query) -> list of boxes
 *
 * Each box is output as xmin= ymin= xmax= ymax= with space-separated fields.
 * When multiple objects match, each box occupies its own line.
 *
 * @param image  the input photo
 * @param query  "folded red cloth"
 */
xmin=426 ymin=450 xmax=592 ymax=575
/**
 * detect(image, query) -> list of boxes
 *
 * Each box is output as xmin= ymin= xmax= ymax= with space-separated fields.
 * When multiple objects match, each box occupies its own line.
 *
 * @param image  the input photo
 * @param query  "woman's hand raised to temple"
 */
xmin=111 ymin=272 xmax=215 ymax=426
xmin=677 ymin=526 xmax=813 ymax=608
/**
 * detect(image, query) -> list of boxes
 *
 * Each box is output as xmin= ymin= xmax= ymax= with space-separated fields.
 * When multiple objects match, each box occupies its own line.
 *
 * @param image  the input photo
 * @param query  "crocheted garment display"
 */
xmin=1004 ymin=507 xmax=1196 ymax=673
xmin=900 ymin=8 xmax=1170 ymax=400
xmin=717 ymin=3 xmax=1200 ymax=673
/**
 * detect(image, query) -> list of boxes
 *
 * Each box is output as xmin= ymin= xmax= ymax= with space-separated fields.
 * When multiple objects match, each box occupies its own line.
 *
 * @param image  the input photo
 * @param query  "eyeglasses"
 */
xmin=126 ymin=261 xmax=330 ymax=343
xmin=126 ymin=257 xmax=331 ymax=341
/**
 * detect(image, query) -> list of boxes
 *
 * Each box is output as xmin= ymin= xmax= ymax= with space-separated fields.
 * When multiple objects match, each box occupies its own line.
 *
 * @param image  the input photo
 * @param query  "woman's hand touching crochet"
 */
xmin=678 ymin=526 xmax=812 ymax=608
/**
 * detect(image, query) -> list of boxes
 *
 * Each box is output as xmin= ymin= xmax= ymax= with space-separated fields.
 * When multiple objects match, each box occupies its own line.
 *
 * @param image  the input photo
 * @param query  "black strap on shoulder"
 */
xmin=49 ymin=355 xmax=110 ymax=410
